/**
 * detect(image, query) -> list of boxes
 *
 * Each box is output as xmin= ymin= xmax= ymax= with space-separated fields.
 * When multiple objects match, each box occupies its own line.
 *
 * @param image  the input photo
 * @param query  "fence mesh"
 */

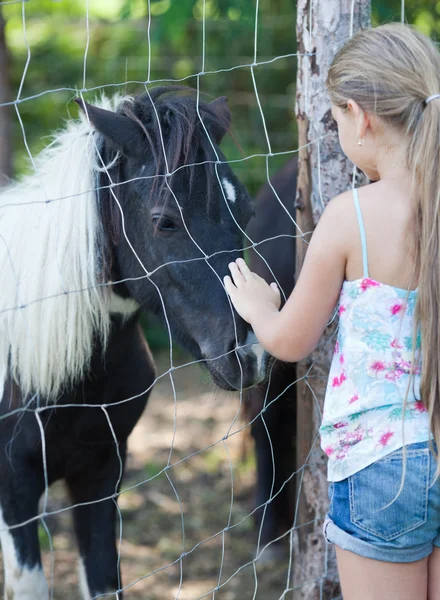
xmin=0 ymin=1 xmax=412 ymax=599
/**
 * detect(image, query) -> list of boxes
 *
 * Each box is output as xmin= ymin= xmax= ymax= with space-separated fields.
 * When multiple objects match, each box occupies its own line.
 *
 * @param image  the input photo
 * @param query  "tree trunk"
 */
xmin=0 ymin=5 xmax=12 ymax=185
xmin=293 ymin=2 xmax=371 ymax=598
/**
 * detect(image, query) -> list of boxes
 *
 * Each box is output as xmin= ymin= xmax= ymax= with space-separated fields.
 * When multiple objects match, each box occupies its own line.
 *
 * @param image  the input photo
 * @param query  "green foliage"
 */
xmin=3 ymin=0 xmax=297 ymax=194
xmin=4 ymin=1 xmax=439 ymax=176
xmin=139 ymin=313 xmax=170 ymax=351
xmin=143 ymin=459 xmax=167 ymax=479
xmin=372 ymin=0 xmax=440 ymax=39
xmin=38 ymin=524 xmax=51 ymax=552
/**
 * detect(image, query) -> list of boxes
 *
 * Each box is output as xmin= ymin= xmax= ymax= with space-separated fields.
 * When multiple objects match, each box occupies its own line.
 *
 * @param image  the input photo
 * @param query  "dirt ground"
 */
xmin=1 ymin=352 xmax=296 ymax=599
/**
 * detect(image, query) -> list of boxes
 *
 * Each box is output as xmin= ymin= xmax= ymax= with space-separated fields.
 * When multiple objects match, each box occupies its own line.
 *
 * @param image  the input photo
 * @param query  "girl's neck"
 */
xmin=374 ymin=141 xmax=412 ymax=196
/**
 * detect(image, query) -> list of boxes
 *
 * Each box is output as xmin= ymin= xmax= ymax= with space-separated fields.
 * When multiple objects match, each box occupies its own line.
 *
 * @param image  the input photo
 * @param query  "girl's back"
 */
xmin=346 ymin=180 xmax=417 ymax=290
xmin=322 ymin=185 xmax=427 ymax=482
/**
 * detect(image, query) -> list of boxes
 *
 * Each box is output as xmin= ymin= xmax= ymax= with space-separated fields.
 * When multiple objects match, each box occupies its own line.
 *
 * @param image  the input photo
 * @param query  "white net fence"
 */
xmin=0 ymin=0 xmax=414 ymax=599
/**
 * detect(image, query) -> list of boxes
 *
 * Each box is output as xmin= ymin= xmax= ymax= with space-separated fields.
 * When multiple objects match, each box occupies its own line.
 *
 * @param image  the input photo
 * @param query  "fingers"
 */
xmin=224 ymin=259 xmax=251 ymax=300
xmin=270 ymin=282 xmax=281 ymax=308
xmin=235 ymin=258 xmax=252 ymax=280
xmin=228 ymin=260 xmax=246 ymax=286
xmin=223 ymin=275 xmax=235 ymax=296
xmin=227 ymin=258 xmax=253 ymax=287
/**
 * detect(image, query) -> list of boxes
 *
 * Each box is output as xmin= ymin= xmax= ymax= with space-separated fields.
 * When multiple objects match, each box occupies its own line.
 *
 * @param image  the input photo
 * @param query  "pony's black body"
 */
xmin=0 ymin=316 xmax=152 ymax=595
xmin=244 ymin=158 xmax=298 ymax=555
xmin=0 ymin=88 xmax=267 ymax=599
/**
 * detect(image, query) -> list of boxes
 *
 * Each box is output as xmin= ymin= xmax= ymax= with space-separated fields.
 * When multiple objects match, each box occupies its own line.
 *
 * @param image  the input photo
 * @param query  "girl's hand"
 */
xmin=222 ymin=191 xmax=347 ymax=362
xmin=223 ymin=258 xmax=281 ymax=324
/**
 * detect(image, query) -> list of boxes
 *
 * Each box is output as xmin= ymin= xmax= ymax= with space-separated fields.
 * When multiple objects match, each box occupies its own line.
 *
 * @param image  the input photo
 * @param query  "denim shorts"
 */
xmin=324 ymin=441 xmax=440 ymax=562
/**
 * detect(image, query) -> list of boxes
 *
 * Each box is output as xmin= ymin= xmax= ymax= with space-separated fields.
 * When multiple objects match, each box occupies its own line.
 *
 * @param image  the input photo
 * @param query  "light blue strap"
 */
xmin=353 ymin=188 xmax=369 ymax=278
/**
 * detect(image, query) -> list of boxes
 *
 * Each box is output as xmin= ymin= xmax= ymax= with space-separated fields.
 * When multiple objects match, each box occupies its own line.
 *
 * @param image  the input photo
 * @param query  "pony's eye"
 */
xmin=152 ymin=214 xmax=177 ymax=232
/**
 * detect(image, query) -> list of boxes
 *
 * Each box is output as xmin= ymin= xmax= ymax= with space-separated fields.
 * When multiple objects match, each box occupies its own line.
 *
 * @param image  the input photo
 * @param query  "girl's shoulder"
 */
xmin=325 ymin=181 xmax=379 ymax=213
xmin=322 ymin=181 xmax=403 ymax=238
xmin=318 ymin=188 xmax=360 ymax=247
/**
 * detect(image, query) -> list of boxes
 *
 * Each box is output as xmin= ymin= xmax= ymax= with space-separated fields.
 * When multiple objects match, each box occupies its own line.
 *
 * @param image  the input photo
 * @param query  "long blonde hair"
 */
xmin=327 ymin=23 xmax=440 ymax=464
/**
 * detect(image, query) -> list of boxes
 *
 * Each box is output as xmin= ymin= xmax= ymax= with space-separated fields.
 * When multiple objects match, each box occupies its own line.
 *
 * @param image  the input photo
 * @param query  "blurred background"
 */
xmin=0 ymin=2 xmax=439 ymax=598
xmin=2 ymin=1 xmax=439 ymax=190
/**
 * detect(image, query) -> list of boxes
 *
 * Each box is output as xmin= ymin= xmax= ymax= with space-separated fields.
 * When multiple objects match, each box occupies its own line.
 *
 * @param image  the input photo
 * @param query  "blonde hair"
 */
xmin=327 ymin=23 xmax=440 ymax=468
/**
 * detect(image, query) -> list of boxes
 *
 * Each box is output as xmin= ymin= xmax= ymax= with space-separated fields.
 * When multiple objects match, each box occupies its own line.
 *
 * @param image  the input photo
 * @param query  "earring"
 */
xmin=357 ymin=138 xmax=364 ymax=146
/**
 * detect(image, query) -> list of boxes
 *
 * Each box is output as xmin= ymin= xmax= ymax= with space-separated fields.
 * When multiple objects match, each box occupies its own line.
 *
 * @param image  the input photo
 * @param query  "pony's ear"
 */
xmin=206 ymin=96 xmax=231 ymax=144
xmin=75 ymin=99 xmax=144 ymax=156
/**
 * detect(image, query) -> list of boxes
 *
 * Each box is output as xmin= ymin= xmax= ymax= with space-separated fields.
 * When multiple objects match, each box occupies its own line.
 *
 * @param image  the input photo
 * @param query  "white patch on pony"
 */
xmin=244 ymin=331 xmax=267 ymax=383
xmin=0 ymin=508 xmax=48 ymax=599
xmin=109 ymin=293 xmax=140 ymax=318
xmin=252 ymin=342 xmax=266 ymax=375
xmin=0 ymin=95 xmax=134 ymax=402
xmin=78 ymin=558 xmax=118 ymax=600
xmin=221 ymin=178 xmax=236 ymax=204
xmin=78 ymin=559 xmax=92 ymax=600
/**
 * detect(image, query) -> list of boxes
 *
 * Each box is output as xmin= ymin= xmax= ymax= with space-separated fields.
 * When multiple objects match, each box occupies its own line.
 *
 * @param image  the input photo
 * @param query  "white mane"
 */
xmin=0 ymin=95 xmax=127 ymax=402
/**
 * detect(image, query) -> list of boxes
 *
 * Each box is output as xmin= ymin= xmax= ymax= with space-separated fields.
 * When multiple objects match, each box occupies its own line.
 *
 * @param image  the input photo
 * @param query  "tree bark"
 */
xmin=293 ymin=2 xmax=371 ymax=598
xmin=0 ymin=5 xmax=12 ymax=185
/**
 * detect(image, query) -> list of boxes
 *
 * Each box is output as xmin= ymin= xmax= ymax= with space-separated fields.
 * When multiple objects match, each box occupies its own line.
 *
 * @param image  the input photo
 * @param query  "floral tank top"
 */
xmin=320 ymin=188 xmax=430 ymax=482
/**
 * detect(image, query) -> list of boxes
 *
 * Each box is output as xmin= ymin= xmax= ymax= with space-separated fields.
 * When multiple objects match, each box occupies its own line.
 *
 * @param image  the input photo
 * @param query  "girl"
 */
xmin=224 ymin=23 xmax=440 ymax=600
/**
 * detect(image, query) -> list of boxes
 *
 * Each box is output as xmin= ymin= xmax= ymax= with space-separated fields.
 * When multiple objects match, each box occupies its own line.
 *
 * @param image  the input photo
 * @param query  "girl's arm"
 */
xmin=224 ymin=193 xmax=348 ymax=362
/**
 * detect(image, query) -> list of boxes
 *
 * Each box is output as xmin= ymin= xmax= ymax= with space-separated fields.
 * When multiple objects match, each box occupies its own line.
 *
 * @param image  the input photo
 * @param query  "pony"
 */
xmin=0 ymin=87 xmax=268 ymax=599
xmin=244 ymin=157 xmax=298 ymax=558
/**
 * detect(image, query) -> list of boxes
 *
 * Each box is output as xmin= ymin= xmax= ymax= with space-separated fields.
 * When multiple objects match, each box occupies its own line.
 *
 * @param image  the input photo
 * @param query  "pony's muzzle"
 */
xmin=200 ymin=331 xmax=270 ymax=391
xmin=237 ymin=330 xmax=270 ymax=387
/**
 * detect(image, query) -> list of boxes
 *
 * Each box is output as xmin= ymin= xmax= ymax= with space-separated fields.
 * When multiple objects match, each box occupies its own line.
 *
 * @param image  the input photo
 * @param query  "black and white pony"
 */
xmin=0 ymin=87 xmax=268 ymax=599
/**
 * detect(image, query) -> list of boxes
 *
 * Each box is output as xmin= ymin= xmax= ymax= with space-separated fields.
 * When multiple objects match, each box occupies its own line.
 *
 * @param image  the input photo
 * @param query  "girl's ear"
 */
xmin=357 ymin=109 xmax=370 ymax=140
xmin=75 ymin=99 xmax=145 ymax=157
xmin=348 ymin=99 xmax=369 ymax=139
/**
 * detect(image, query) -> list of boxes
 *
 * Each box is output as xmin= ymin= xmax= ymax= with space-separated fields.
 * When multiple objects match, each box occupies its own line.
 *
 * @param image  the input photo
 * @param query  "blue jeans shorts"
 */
xmin=324 ymin=441 xmax=440 ymax=562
